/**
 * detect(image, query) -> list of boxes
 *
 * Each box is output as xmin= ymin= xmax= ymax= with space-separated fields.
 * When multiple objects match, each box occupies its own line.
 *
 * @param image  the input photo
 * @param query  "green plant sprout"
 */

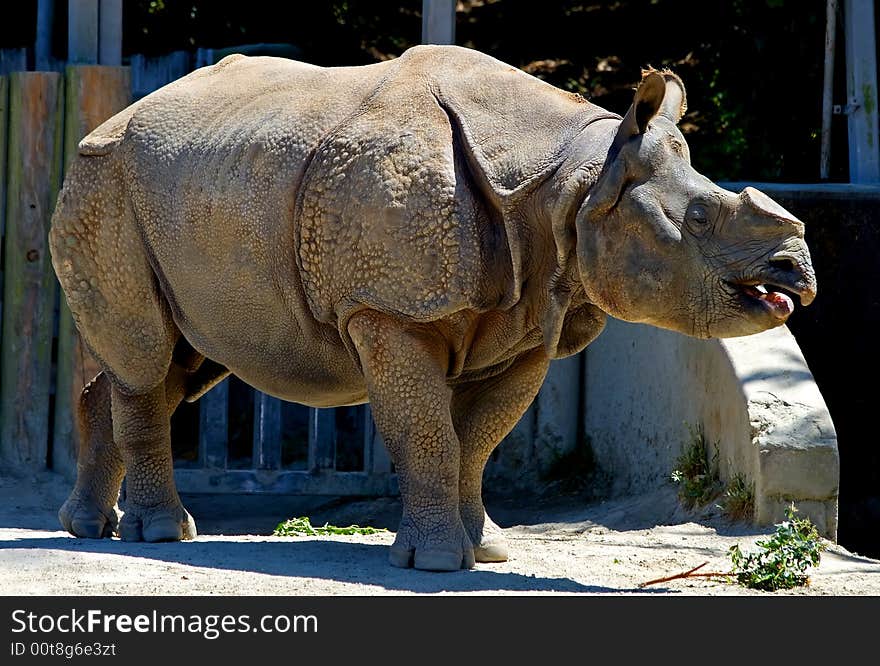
xmin=718 ymin=473 xmax=755 ymax=521
xmin=671 ymin=424 xmax=722 ymax=508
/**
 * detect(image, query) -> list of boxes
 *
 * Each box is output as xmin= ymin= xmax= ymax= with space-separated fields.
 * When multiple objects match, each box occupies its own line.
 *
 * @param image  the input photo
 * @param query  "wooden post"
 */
xmin=820 ymin=0 xmax=838 ymax=180
xmin=98 ymin=0 xmax=122 ymax=66
xmin=0 ymin=76 xmax=7 ymax=329
xmin=68 ymin=0 xmax=99 ymax=64
xmin=421 ymin=0 xmax=456 ymax=45
xmin=0 ymin=72 xmax=65 ymax=470
xmin=844 ymin=0 xmax=879 ymax=183
xmin=0 ymin=76 xmax=8 ymax=240
xmin=52 ymin=65 xmax=130 ymax=479
xmin=36 ymin=0 xmax=58 ymax=71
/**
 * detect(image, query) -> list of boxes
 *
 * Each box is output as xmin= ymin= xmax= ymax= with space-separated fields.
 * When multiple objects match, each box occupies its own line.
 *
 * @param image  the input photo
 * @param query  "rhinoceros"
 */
xmin=50 ymin=45 xmax=816 ymax=571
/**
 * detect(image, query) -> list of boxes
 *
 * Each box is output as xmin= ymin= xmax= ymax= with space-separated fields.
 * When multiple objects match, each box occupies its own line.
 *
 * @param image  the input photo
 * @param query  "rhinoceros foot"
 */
xmin=389 ymin=513 xmax=475 ymax=571
xmin=59 ymin=491 xmax=119 ymax=539
xmin=118 ymin=501 xmax=197 ymax=542
xmin=461 ymin=507 xmax=509 ymax=563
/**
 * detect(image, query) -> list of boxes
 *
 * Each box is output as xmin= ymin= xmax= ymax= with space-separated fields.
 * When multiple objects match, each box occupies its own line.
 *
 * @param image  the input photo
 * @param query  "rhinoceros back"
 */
xmin=80 ymin=54 xmax=394 ymax=362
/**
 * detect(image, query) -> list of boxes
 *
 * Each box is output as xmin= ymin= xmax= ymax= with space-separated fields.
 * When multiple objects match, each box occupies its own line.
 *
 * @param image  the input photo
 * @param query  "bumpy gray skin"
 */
xmin=50 ymin=46 xmax=817 ymax=570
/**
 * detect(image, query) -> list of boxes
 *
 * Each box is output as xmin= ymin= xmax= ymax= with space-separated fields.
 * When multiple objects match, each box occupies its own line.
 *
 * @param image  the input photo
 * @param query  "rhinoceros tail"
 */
xmin=78 ymin=99 xmax=143 ymax=156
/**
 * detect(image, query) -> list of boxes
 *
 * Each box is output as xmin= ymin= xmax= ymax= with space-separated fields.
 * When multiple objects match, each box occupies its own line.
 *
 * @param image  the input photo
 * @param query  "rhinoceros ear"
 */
xmin=611 ymin=70 xmax=665 ymax=154
xmin=657 ymin=69 xmax=687 ymax=123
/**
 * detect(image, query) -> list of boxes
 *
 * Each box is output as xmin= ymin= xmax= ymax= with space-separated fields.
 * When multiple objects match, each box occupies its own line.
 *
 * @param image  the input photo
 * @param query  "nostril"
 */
xmin=770 ymin=257 xmax=796 ymax=273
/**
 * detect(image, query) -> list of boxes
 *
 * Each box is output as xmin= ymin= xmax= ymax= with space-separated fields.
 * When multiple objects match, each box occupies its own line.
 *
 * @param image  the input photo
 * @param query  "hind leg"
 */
xmin=52 ymin=152 xmax=200 ymax=541
xmin=58 ymin=348 xmax=205 ymax=539
xmin=58 ymin=372 xmax=124 ymax=538
xmin=112 ymin=378 xmax=197 ymax=542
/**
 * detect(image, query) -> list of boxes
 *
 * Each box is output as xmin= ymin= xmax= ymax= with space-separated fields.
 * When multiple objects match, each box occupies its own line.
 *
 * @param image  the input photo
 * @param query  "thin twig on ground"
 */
xmin=638 ymin=561 xmax=732 ymax=588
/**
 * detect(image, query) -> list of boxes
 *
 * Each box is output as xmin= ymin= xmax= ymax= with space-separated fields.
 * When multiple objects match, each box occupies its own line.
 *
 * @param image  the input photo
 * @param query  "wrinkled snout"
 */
xmin=728 ymin=187 xmax=817 ymax=315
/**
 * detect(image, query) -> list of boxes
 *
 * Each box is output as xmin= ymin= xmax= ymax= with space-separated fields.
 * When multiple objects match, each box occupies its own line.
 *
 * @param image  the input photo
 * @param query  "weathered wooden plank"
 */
xmin=130 ymin=51 xmax=192 ymax=99
xmin=0 ymin=72 xmax=65 ymax=470
xmin=68 ymin=0 xmax=99 ymax=64
xmin=0 ymin=77 xmax=6 ymax=325
xmin=98 ymin=0 xmax=122 ymax=66
xmin=252 ymin=392 xmax=282 ymax=470
xmin=308 ymin=408 xmax=336 ymax=471
xmin=0 ymin=76 xmax=8 ymax=240
xmin=174 ymin=468 xmax=398 ymax=496
xmin=199 ymin=378 xmax=229 ymax=469
xmin=36 ymin=0 xmax=58 ymax=71
xmin=195 ymin=48 xmax=215 ymax=69
xmin=844 ymin=0 xmax=879 ymax=183
xmin=0 ymin=49 xmax=27 ymax=76
xmin=52 ymin=65 xmax=131 ymax=478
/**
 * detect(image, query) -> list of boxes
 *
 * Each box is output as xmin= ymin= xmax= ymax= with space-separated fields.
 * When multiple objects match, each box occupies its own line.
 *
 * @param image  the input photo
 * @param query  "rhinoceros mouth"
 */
xmin=726 ymin=277 xmax=807 ymax=321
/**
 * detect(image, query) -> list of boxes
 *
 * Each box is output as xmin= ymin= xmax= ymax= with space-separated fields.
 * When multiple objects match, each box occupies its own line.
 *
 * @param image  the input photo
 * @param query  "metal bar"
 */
xmin=308 ymin=407 xmax=336 ymax=471
xmin=844 ymin=0 xmax=879 ymax=182
xmin=175 ymin=468 xmax=398 ymax=496
xmin=821 ymin=0 xmax=838 ymax=179
xmin=421 ymin=0 xmax=456 ymax=45
xmin=252 ymin=391 xmax=282 ymax=470
xmin=199 ymin=378 xmax=229 ymax=469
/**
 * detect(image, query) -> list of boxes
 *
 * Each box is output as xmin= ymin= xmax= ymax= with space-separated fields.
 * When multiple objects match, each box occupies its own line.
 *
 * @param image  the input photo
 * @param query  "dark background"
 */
xmin=0 ymin=0 xmax=856 ymax=182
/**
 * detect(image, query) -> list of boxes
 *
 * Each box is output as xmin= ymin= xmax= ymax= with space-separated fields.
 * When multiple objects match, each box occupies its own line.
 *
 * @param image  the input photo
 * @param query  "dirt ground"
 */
xmin=0 ymin=471 xmax=877 ymax=596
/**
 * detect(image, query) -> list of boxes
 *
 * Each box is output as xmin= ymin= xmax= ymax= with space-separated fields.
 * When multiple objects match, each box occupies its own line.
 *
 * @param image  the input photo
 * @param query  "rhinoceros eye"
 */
xmin=687 ymin=203 xmax=710 ymax=225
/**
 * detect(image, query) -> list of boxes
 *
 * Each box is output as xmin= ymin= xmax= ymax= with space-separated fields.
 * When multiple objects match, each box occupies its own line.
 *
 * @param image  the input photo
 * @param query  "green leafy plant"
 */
xmin=718 ymin=473 xmax=755 ymax=521
xmin=729 ymin=504 xmax=825 ymax=591
xmin=671 ymin=425 xmax=722 ymax=508
xmin=640 ymin=504 xmax=825 ymax=591
xmin=273 ymin=516 xmax=388 ymax=537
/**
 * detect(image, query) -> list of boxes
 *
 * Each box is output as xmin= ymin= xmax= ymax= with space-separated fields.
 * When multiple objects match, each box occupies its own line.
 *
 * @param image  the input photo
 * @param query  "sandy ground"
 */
xmin=0 ymin=471 xmax=878 ymax=596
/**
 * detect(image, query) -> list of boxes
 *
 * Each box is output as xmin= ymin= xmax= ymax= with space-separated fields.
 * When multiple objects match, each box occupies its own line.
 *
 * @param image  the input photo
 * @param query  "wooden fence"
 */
xmin=0 ymin=49 xmax=583 ymax=497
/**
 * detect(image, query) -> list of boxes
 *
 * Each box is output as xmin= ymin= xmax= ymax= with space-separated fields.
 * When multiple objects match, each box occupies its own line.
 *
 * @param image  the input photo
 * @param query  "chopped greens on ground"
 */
xmin=273 ymin=516 xmax=388 ymax=537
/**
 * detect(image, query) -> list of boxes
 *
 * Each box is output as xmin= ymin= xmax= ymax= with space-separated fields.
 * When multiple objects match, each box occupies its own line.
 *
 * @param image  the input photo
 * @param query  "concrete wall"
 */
xmin=583 ymin=319 xmax=838 ymax=538
xmin=485 ymin=354 xmax=583 ymax=490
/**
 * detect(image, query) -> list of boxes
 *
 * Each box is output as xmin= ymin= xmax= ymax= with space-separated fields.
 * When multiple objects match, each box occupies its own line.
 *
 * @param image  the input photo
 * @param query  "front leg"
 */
xmin=451 ymin=348 xmax=549 ymax=562
xmin=349 ymin=311 xmax=474 ymax=571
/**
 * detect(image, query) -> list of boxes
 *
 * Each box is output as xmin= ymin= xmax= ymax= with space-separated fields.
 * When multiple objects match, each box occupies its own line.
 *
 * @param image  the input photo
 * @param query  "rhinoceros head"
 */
xmin=575 ymin=69 xmax=816 ymax=338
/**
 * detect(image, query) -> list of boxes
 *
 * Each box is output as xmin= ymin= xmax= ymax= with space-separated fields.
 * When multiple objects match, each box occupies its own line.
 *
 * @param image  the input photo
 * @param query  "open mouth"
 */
xmin=728 ymin=280 xmax=804 ymax=320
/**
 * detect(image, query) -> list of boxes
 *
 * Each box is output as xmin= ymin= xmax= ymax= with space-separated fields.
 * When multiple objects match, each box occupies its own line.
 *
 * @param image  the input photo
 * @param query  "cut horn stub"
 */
xmin=740 ymin=187 xmax=805 ymax=233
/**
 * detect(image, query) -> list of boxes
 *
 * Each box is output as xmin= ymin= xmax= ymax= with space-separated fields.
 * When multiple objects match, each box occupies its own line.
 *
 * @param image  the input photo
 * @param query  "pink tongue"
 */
xmin=760 ymin=291 xmax=794 ymax=318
